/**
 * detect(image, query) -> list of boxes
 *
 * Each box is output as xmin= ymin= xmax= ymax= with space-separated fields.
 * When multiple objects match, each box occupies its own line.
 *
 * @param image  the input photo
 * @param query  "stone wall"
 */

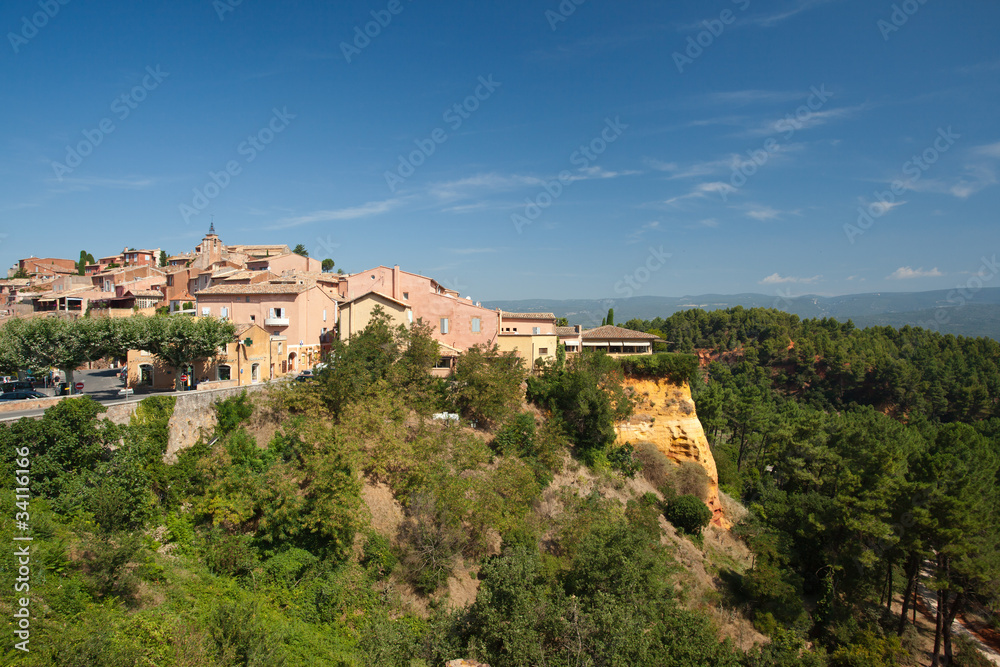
xmin=37 ymin=383 xmax=272 ymax=462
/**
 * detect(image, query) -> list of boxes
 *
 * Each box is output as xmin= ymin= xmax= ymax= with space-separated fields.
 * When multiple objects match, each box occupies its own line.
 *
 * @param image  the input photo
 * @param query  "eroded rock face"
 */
xmin=614 ymin=378 xmax=729 ymax=528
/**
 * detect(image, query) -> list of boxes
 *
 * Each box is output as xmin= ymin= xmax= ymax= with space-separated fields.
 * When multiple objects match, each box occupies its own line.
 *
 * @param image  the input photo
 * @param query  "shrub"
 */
xmin=361 ymin=532 xmax=398 ymax=581
xmin=607 ymin=443 xmax=642 ymax=478
xmin=828 ymin=628 xmax=906 ymax=667
xmin=493 ymin=413 xmax=565 ymax=486
xmin=216 ymin=391 xmax=254 ymax=435
xmin=634 ymin=441 xmax=672 ymax=488
xmin=492 ymin=412 xmax=536 ymax=458
xmin=79 ymin=533 xmax=143 ymax=602
xmin=400 ymin=494 xmax=463 ymax=594
xmin=452 ymin=344 xmax=527 ymax=427
xmin=663 ymin=494 xmax=712 ymax=535
xmin=671 ymin=461 xmax=710 ymax=502
xmin=951 ymin=634 xmax=994 ymax=667
xmin=209 ymin=598 xmax=287 ymax=666
xmin=617 ymin=353 xmax=699 ymax=384
xmin=203 ymin=530 xmax=259 ymax=578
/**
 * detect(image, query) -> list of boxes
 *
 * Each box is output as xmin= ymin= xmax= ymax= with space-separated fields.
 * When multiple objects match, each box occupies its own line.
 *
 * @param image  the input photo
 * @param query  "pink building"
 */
xmin=195 ymin=280 xmax=338 ymax=374
xmin=247 ymin=253 xmax=323 ymax=274
xmin=91 ymin=265 xmax=164 ymax=294
xmin=340 ymin=265 xmax=500 ymax=354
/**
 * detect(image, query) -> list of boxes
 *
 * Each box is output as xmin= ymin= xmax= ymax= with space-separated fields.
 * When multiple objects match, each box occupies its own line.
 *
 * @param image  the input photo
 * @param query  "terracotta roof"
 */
xmin=343 ymin=290 xmax=410 ymax=309
xmin=556 ymin=326 xmax=580 ymax=337
xmin=234 ymin=323 xmax=257 ymax=337
xmin=502 ymin=311 xmax=556 ymax=320
xmin=581 ymin=325 xmax=661 ymax=340
xmin=196 ymin=282 xmax=310 ymax=295
xmin=128 ymin=289 xmax=164 ymax=298
xmin=221 ymin=270 xmax=258 ymax=281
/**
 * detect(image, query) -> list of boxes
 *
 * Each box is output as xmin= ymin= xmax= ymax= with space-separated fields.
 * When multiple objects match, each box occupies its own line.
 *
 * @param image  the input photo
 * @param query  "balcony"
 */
xmin=264 ymin=317 xmax=290 ymax=327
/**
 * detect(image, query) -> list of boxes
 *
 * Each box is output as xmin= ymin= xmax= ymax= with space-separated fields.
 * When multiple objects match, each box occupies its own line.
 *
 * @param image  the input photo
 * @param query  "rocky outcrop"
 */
xmin=614 ymin=378 xmax=729 ymax=528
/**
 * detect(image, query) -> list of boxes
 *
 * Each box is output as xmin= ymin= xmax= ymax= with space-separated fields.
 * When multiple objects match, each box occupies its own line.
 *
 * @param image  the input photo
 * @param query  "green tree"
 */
xmin=314 ymin=306 xmax=437 ymax=415
xmin=292 ymin=244 xmax=309 ymax=257
xmin=141 ymin=316 xmax=236 ymax=390
xmin=555 ymin=317 xmax=568 ymax=327
xmin=76 ymin=250 xmax=95 ymax=275
xmin=606 ymin=308 xmax=614 ymax=326
xmin=159 ymin=250 xmax=167 ymax=267
xmin=321 ymin=258 xmax=334 ymax=272
xmin=528 ymin=351 xmax=633 ymax=461
xmin=663 ymin=494 xmax=712 ymax=535
xmin=16 ymin=317 xmax=100 ymax=390
xmin=452 ymin=344 xmax=527 ymax=427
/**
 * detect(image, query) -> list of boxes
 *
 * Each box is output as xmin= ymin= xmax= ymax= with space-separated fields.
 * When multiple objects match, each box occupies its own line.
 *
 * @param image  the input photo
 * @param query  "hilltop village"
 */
xmin=0 ymin=224 xmax=662 ymax=389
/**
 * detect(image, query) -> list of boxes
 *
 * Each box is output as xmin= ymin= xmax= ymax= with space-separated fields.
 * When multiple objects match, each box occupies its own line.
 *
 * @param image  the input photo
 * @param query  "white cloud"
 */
xmin=663 ymin=181 xmax=736 ymax=205
xmin=626 ymin=220 xmax=661 ymax=244
xmin=898 ymin=164 xmax=997 ymax=200
xmin=860 ymin=199 xmax=907 ymax=216
xmin=51 ymin=176 xmax=157 ymax=190
xmin=975 ymin=142 xmax=1000 ymax=159
xmin=745 ymin=205 xmax=783 ymax=221
xmin=270 ymin=199 xmax=400 ymax=229
xmin=429 ymin=173 xmax=545 ymax=200
xmin=746 ymin=0 xmax=839 ymax=27
xmin=429 ymin=168 xmax=638 ymax=201
xmin=887 ymin=266 xmax=943 ymax=280
xmin=747 ymin=104 xmax=867 ymax=137
xmin=760 ymin=273 xmax=821 ymax=285
xmin=700 ymin=90 xmax=804 ymax=107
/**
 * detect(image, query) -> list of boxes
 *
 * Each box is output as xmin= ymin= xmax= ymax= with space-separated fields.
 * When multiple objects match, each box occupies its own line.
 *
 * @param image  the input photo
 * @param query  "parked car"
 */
xmin=1 ymin=381 xmax=34 ymax=393
xmin=0 ymin=390 xmax=46 ymax=401
xmin=294 ymin=370 xmax=315 ymax=382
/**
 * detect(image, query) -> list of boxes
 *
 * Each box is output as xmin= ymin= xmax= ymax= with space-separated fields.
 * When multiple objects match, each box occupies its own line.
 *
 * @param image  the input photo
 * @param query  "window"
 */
xmin=220 ymin=306 xmax=229 ymax=320
xmin=471 ymin=317 xmax=481 ymax=333
xmin=201 ymin=306 xmax=210 ymax=316
xmin=539 ymin=348 xmax=549 ymax=355
xmin=407 ymin=311 xmax=413 ymax=324
xmin=440 ymin=318 xmax=449 ymax=334
xmin=533 ymin=327 xmax=541 ymax=335
xmin=250 ymin=314 xmax=255 ymax=323
xmin=246 ymin=296 xmax=250 ymax=303
xmin=217 ymin=365 xmax=231 ymax=381
xmin=323 ymin=309 xmax=327 ymax=322
xmin=403 ymin=292 xmax=409 ymax=300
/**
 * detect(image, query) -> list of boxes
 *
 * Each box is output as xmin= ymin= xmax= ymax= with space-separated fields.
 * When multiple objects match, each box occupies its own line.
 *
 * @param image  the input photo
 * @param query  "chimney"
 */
xmin=392 ymin=265 xmax=401 ymax=301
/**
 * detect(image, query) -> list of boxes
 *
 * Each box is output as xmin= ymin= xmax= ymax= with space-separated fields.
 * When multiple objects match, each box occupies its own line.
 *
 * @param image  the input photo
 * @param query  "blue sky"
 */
xmin=2 ymin=0 xmax=999 ymax=301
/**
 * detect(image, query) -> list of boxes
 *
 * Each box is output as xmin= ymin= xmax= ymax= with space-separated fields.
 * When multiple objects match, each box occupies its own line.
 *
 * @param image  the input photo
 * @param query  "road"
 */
xmin=917 ymin=561 xmax=1000 ymax=665
xmin=0 ymin=367 xmax=179 ymax=422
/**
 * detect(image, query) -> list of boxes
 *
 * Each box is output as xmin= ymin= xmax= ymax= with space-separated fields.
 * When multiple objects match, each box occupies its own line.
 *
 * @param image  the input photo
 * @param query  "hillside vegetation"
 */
xmin=2 ymin=306 xmax=998 ymax=665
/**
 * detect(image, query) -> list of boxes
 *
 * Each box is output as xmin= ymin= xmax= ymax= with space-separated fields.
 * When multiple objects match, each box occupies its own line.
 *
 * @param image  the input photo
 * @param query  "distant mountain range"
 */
xmin=484 ymin=288 xmax=1000 ymax=341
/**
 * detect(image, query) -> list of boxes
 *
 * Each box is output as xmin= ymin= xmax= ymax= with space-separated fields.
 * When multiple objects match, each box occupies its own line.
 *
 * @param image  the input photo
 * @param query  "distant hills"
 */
xmin=484 ymin=288 xmax=1000 ymax=341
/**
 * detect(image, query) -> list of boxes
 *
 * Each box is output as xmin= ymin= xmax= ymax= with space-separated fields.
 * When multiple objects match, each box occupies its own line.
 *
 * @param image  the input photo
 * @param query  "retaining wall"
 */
xmin=9 ymin=383 xmax=273 ymax=463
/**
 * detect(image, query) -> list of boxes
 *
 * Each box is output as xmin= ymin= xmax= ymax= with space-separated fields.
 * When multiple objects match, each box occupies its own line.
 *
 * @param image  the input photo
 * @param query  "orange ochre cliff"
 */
xmin=614 ymin=378 xmax=730 ymax=529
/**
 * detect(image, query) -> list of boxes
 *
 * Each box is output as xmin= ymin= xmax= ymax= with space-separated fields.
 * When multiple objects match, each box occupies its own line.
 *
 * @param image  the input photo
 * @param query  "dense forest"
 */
xmin=626 ymin=307 xmax=1000 ymax=666
xmin=2 ymin=306 xmax=998 ymax=665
